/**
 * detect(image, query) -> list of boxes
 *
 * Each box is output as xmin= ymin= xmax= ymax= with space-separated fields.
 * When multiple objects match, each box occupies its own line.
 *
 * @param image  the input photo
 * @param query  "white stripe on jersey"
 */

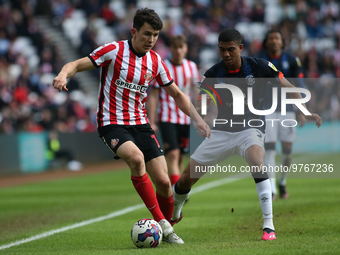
xmin=89 ymin=40 xmax=173 ymax=127
xmin=154 ymin=59 xmax=200 ymax=125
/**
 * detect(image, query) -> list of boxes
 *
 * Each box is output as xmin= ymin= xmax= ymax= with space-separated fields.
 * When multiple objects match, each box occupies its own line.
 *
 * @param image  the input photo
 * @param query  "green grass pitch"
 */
xmin=0 ymin=154 xmax=340 ymax=254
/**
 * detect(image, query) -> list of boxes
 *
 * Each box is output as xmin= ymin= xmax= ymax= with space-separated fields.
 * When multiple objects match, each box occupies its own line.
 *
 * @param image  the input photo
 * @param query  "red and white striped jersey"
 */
xmin=88 ymin=40 xmax=173 ymax=127
xmin=152 ymin=59 xmax=200 ymax=125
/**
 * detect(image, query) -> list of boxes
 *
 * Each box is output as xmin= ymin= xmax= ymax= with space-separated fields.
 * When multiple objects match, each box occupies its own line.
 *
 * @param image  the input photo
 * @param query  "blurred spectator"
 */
xmin=1 ymin=0 xmax=340 ymax=135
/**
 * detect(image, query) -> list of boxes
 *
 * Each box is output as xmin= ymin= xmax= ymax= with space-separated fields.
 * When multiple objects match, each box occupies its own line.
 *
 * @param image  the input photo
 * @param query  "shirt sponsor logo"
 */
xmin=115 ymin=79 xmax=148 ymax=93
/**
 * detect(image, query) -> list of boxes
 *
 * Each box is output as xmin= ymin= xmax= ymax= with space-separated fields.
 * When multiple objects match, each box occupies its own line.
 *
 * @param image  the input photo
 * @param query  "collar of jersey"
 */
xmin=128 ymin=40 xmax=146 ymax=58
xmin=226 ymin=57 xmax=243 ymax=74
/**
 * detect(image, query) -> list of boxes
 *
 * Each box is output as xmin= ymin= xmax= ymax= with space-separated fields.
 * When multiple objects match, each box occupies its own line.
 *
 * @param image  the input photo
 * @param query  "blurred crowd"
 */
xmin=1 ymin=0 xmax=340 ymax=135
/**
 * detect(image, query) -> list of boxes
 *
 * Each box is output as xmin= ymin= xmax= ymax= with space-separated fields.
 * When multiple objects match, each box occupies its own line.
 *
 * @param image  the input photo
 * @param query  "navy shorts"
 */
xmin=98 ymin=124 xmax=164 ymax=163
xmin=159 ymin=122 xmax=190 ymax=154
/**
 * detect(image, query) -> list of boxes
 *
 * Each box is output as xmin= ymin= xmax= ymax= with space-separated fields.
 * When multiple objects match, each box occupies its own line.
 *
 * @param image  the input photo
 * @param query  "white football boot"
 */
xmin=158 ymin=219 xmax=184 ymax=244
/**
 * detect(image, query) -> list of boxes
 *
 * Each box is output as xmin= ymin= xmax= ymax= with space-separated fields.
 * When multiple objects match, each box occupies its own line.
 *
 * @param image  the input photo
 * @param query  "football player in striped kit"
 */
xmin=148 ymin=35 xmax=200 ymax=188
xmin=53 ymin=8 xmax=211 ymax=244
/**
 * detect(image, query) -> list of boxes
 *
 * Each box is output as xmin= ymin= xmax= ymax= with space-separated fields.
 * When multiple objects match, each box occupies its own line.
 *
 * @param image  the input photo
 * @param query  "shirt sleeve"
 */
xmin=155 ymin=58 xmax=173 ymax=87
xmin=88 ymin=42 xmax=117 ymax=67
xmin=258 ymin=58 xmax=284 ymax=85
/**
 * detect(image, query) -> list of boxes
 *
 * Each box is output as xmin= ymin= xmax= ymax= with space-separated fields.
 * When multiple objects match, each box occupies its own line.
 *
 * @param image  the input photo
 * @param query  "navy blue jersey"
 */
xmin=261 ymin=51 xmax=304 ymax=112
xmin=200 ymin=56 xmax=282 ymax=133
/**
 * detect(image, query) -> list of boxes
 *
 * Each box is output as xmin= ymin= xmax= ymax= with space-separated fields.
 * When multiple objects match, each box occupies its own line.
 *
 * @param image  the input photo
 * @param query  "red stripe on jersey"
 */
xmin=150 ymin=51 xmax=158 ymax=83
xmin=187 ymin=59 xmax=194 ymax=81
xmin=172 ymin=66 xmax=179 ymax=123
xmin=109 ymin=41 xmax=125 ymax=124
xmin=135 ymin=56 xmax=148 ymax=125
xmin=141 ymin=95 xmax=148 ymax=123
xmin=97 ymin=63 xmax=111 ymax=127
xmin=92 ymin=44 xmax=116 ymax=62
xmin=101 ymin=60 xmax=112 ymax=67
xmin=121 ymin=51 xmax=136 ymax=125
xmin=126 ymin=51 xmax=136 ymax=83
xmin=180 ymin=63 xmax=187 ymax=124
xmin=122 ymin=89 xmax=130 ymax=125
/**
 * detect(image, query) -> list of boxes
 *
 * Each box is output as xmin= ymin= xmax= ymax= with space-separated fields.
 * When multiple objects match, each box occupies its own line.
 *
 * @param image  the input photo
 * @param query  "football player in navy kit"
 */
xmin=171 ymin=28 xmax=322 ymax=241
xmin=262 ymin=30 xmax=306 ymax=200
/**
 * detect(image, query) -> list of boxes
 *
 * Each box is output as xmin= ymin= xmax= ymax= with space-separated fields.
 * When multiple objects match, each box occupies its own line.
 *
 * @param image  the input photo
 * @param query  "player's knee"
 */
xmin=165 ymin=149 xmax=180 ymax=162
xmin=281 ymin=150 xmax=292 ymax=166
xmin=128 ymin=154 xmax=145 ymax=170
xmin=249 ymin=157 xmax=264 ymax=170
xmin=156 ymin=176 xmax=171 ymax=191
xmin=282 ymin=148 xmax=292 ymax=155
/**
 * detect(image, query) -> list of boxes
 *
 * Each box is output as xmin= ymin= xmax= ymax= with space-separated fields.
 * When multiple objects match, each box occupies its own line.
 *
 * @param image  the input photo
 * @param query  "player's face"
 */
xmin=131 ymin=22 xmax=160 ymax=54
xmin=266 ymin=32 xmax=283 ymax=53
xmin=170 ymin=43 xmax=187 ymax=64
xmin=218 ymin=41 xmax=243 ymax=69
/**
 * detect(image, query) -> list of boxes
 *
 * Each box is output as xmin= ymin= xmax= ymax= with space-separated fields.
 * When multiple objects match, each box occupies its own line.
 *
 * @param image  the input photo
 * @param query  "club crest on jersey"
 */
xmin=268 ymin=61 xmax=278 ymax=72
xmin=246 ymin=75 xmax=255 ymax=86
xmin=144 ymin=73 xmax=153 ymax=82
xmin=111 ymin=138 xmax=119 ymax=148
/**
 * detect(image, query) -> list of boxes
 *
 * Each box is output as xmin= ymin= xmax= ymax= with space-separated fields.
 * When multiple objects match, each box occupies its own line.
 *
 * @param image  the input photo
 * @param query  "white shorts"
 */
xmin=191 ymin=129 xmax=265 ymax=166
xmin=265 ymin=112 xmax=296 ymax=143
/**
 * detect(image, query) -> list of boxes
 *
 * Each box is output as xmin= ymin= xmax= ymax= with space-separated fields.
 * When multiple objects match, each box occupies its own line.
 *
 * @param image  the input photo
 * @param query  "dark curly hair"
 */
xmin=133 ymin=8 xmax=163 ymax=31
xmin=262 ymin=30 xmax=285 ymax=50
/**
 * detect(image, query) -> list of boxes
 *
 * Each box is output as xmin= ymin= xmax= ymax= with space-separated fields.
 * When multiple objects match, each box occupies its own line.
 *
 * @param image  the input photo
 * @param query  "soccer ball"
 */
xmin=131 ymin=218 xmax=163 ymax=248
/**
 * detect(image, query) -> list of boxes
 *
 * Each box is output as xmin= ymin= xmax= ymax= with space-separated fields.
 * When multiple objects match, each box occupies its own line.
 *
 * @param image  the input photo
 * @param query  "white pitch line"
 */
xmin=1 ymin=153 xmax=323 ymax=250
xmin=0 ymin=177 xmax=242 ymax=250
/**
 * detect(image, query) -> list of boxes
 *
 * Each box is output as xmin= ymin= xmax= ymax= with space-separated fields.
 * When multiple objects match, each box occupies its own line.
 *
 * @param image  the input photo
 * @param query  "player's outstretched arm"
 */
xmin=147 ymin=87 xmax=159 ymax=134
xmin=53 ymin=57 xmax=96 ymax=92
xmin=163 ymin=82 xmax=211 ymax=138
xmin=278 ymin=77 xmax=322 ymax=128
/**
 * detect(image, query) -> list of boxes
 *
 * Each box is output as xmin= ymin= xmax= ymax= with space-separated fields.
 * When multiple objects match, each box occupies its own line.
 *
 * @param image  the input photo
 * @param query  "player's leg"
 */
xmin=278 ymin=142 xmax=292 ymax=199
xmin=159 ymin=122 xmax=181 ymax=185
xmin=264 ymin=113 xmax=279 ymax=200
xmin=264 ymin=142 xmax=277 ymax=200
xmin=278 ymin=113 xmax=296 ymax=199
xmin=172 ymin=158 xmax=202 ymax=224
xmin=100 ymin=126 xmax=165 ymax=223
xmin=245 ymin=144 xmax=276 ymax=240
xmin=177 ymin=124 xmax=190 ymax=180
xmin=141 ymin=127 xmax=184 ymax=244
xmin=172 ymin=130 xmax=226 ymax=225
xmin=116 ymin=142 xmax=167 ymax=222
xmin=146 ymin=156 xmax=173 ymax=222
xmin=165 ymin=149 xmax=181 ymax=185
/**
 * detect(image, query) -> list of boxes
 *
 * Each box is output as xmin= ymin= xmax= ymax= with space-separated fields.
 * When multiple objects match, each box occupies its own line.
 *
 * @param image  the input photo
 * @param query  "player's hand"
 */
xmin=297 ymin=112 xmax=306 ymax=128
xmin=150 ymin=123 xmax=158 ymax=135
xmin=196 ymin=119 xmax=211 ymax=138
xmin=305 ymin=113 xmax=322 ymax=128
xmin=53 ymin=74 xmax=68 ymax=92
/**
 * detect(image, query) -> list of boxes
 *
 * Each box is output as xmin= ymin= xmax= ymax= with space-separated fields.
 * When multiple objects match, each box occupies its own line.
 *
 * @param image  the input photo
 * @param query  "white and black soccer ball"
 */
xmin=131 ymin=218 xmax=163 ymax=248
